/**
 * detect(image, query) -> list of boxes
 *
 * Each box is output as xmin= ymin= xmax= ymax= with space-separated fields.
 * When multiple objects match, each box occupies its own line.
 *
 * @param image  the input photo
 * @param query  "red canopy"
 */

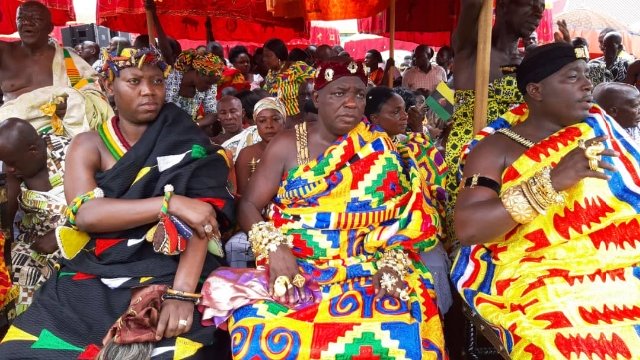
xmin=97 ymin=0 xmax=308 ymax=43
xmin=268 ymin=0 xmax=390 ymax=21
xmin=357 ymin=0 xmax=459 ymax=46
xmin=0 ymin=0 xmax=75 ymax=35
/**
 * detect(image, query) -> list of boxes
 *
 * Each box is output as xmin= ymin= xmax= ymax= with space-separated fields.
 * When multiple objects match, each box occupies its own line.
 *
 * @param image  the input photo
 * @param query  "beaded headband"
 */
xmin=101 ymin=47 xmax=171 ymax=81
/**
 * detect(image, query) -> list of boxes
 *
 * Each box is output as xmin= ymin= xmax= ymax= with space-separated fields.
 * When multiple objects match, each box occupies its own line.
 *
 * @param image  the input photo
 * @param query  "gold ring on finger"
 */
xmin=588 ymin=157 xmax=599 ymax=171
xmin=397 ymin=288 xmax=410 ymax=301
xmin=178 ymin=319 xmax=188 ymax=328
xmin=203 ymin=224 xmax=213 ymax=234
xmin=273 ymin=275 xmax=290 ymax=297
xmin=585 ymin=143 xmax=605 ymax=160
xmin=380 ymin=272 xmax=398 ymax=292
xmin=292 ymin=274 xmax=305 ymax=288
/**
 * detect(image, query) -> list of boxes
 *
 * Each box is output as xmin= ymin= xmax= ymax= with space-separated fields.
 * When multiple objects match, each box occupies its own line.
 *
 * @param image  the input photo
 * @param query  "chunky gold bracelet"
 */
xmin=248 ymin=221 xmax=293 ymax=262
xmin=500 ymin=185 xmax=539 ymax=224
xmin=522 ymin=166 xmax=565 ymax=214
xmin=376 ymin=248 xmax=412 ymax=278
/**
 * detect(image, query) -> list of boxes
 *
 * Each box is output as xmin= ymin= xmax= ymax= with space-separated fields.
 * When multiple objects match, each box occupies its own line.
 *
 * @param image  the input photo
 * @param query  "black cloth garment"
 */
xmin=0 ymin=103 xmax=234 ymax=359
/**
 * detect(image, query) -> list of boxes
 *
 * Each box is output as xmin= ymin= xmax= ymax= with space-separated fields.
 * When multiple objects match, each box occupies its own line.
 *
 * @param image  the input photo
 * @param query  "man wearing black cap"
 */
xmin=230 ymin=58 xmax=446 ymax=358
xmin=451 ymin=42 xmax=640 ymax=358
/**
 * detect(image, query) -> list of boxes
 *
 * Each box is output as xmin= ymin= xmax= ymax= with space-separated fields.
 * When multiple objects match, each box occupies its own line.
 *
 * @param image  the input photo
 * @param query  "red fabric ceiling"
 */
xmin=97 ymin=0 xmax=308 ymax=43
xmin=269 ymin=0 xmax=390 ymax=21
xmin=0 ymin=0 xmax=75 ymax=35
xmin=357 ymin=0 xmax=459 ymax=46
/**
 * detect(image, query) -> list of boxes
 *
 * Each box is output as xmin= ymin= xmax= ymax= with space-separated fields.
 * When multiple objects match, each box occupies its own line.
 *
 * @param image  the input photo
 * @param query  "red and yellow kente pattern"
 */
xmin=452 ymin=104 xmax=640 ymax=359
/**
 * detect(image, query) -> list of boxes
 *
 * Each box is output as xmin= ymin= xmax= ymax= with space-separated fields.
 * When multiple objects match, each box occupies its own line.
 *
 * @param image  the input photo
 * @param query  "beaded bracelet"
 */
xmin=248 ymin=221 xmax=293 ymax=262
xmin=161 ymin=293 xmax=200 ymax=305
xmin=376 ymin=248 xmax=411 ymax=278
xmin=166 ymin=288 xmax=202 ymax=299
xmin=66 ymin=187 xmax=104 ymax=227
xmin=161 ymin=184 xmax=174 ymax=216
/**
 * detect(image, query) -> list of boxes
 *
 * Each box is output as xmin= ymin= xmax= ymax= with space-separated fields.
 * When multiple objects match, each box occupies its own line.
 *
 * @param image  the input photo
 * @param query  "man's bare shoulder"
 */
xmin=0 ymin=41 xmax=20 ymax=59
xmin=464 ymin=132 xmax=515 ymax=175
xmin=266 ymin=128 xmax=296 ymax=152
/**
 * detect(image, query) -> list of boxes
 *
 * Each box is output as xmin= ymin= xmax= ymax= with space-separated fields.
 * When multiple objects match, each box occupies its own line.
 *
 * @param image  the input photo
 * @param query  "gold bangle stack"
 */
xmin=500 ymin=166 xmax=566 ymax=224
xmin=248 ymin=221 xmax=293 ymax=262
xmin=521 ymin=167 xmax=566 ymax=214
xmin=376 ymin=248 xmax=411 ymax=278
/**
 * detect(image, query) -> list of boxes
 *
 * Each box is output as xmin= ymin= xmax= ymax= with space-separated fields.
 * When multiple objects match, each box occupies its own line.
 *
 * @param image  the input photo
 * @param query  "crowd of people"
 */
xmin=0 ymin=0 xmax=639 ymax=359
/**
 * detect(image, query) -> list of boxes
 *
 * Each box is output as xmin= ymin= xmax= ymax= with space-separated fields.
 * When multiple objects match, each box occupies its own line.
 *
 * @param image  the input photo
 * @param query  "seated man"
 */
xmin=593 ymin=82 xmax=640 ymax=144
xmin=0 ymin=118 xmax=69 ymax=316
xmin=202 ymin=59 xmax=446 ymax=358
xmin=0 ymin=48 xmax=234 ymax=359
xmin=452 ymin=42 xmax=640 ymax=357
xmin=0 ymin=1 xmax=113 ymax=137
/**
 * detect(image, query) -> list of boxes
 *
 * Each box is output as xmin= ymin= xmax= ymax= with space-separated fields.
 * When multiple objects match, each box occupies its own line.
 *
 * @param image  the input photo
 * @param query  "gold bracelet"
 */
xmin=523 ymin=167 xmax=565 ymax=211
xmin=500 ymin=185 xmax=539 ymax=224
xmin=376 ymin=248 xmax=411 ymax=278
xmin=248 ymin=221 xmax=293 ymax=262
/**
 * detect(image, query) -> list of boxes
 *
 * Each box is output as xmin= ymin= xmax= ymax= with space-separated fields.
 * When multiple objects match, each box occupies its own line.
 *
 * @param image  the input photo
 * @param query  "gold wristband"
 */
xmin=522 ymin=166 xmax=565 ymax=212
xmin=248 ymin=221 xmax=293 ymax=262
xmin=500 ymin=185 xmax=539 ymax=224
xmin=376 ymin=248 xmax=411 ymax=278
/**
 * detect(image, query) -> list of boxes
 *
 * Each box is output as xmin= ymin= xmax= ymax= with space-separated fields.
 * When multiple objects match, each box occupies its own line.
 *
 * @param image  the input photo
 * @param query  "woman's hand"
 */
xmin=550 ymin=136 xmax=618 ymax=192
xmin=373 ymin=266 xmax=408 ymax=301
xmin=155 ymin=299 xmax=194 ymax=340
xmin=268 ymin=244 xmax=307 ymax=305
xmin=169 ymin=195 xmax=219 ymax=239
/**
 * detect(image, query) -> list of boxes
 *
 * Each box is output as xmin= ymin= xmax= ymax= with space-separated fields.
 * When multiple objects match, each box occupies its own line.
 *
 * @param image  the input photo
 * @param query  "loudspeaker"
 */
xmin=61 ymin=24 xmax=132 ymax=48
xmin=95 ymin=26 xmax=111 ymax=47
xmin=61 ymin=24 xmax=96 ymax=47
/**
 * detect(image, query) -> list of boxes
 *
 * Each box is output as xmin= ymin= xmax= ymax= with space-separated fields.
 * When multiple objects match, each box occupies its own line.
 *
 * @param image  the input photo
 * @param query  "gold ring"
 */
xmin=397 ymin=288 xmax=410 ymax=301
xmin=577 ymin=139 xmax=586 ymax=149
xmin=178 ymin=319 xmax=188 ymax=327
xmin=380 ymin=272 xmax=398 ymax=292
xmin=273 ymin=275 xmax=291 ymax=297
xmin=588 ymin=157 xmax=599 ymax=171
xmin=203 ymin=224 xmax=213 ymax=234
xmin=585 ymin=142 xmax=605 ymax=160
xmin=292 ymin=274 xmax=306 ymax=288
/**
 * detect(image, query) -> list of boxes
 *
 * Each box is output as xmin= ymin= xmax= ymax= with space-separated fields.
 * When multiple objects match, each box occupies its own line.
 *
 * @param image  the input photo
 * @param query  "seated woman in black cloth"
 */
xmin=0 ymin=47 xmax=234 ymax=359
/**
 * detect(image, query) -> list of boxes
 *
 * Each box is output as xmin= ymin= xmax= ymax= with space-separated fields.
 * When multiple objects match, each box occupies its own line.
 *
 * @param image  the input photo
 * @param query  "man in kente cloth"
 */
xmin=444 ymin=0 xmax=545 ymax=248
xmin=0 ymin=47 xmax=234 ymax=359
xmin=0 ymin=1 xmax=112 ymax=137
xmin=452 ymin=42 xmax=640 ymax=358
xmin=200 ymin=59 xmax=446 ymax=359
xmin=0 ymin=118 xmax=69 ymax=316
